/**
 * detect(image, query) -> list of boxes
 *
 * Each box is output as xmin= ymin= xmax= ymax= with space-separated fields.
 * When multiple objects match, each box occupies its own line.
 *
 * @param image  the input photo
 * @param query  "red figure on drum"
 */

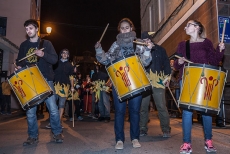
xmin=15 ymin=19 xmax=63 ymax=145
xmin=95 ymin=18 xmax=153 ymax=150
xmin=174 ymin=20 xmax=225 ymax=154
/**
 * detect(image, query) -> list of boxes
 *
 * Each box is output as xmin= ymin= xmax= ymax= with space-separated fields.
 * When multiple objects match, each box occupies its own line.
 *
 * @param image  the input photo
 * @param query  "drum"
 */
xmin=106 ymin=54 xmax=151 ymax=101
xmin=178 ymin=63 xmax=227 ymax=114
xmin=8 ymin=65 xmax=53 ymax=110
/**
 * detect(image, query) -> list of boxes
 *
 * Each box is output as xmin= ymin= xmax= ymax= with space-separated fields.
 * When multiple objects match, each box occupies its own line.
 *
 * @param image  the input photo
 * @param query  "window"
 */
xmin=158 ymin=0 xmax=165 ymax=23
xmin=0 ymin=17 xmax=7 ymax=36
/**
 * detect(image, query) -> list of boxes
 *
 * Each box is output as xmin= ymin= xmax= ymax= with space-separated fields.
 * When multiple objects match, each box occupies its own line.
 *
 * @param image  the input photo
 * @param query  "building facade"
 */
xmin=0 ymin=0 xmax=41 ymax=108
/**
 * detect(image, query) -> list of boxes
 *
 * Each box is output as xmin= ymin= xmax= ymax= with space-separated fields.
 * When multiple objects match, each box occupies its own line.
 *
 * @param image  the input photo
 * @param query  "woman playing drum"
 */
xmin=95 ymin=18 xmax=153 ymax=150
xmin=174 ymin=20 xmax=225 ymax=154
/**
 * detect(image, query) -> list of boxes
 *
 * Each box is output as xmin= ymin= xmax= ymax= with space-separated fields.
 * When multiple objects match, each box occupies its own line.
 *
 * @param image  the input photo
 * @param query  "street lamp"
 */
xmin=40 ymin=27 xmax=52 ymax=38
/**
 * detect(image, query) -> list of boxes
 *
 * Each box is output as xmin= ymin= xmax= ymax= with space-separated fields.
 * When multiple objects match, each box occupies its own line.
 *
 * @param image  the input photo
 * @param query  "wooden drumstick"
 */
xmin=221 ymin=20 xmax=227 ymax=44
xmin=99 ymin=23 xmax=109 ymax=43
xmin=69 ymin=76 xmax=75 ymax=127
xmin=220 ymin=20 xmax=227 ymax=52
xmin=175 ymin=55 xmax=193 ymax=63
xmin=18 ymin=48 xmax=44 ymax=62
xmin=13 ymin=62 xmax=18 ymax=67
xmin=133 ymin=40 xmax=148 ymax=46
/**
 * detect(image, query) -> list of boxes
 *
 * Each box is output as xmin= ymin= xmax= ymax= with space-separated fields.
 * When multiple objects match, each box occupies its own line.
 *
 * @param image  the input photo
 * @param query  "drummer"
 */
xmin=95 ymin=18 xmax=153 ymax=150
xmin=174 ymin=20 xmax=225 ymax=154
xmin=15 ymin=19 xmax=63 ymax=145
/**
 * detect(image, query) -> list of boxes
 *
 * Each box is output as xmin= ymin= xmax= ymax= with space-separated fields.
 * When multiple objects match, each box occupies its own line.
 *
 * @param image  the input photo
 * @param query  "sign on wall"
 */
xmin=218 ymin=16 xmax=230 ymax=43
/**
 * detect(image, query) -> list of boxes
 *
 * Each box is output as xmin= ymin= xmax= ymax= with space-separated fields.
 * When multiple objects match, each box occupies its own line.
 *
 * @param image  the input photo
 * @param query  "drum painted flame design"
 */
xmin=13 ymin=80 xmax=26 ymax=98
xmin=200 ymin=76 xmax=218 ymax=101
xmin=115 ymin=66 xmax=131 ymax=87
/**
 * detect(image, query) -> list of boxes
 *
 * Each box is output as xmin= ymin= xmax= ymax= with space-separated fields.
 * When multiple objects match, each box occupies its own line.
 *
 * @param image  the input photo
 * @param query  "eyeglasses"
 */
xmin=62 ymin=52 xmax=68 ymax=54
xmin=120 ymin=26 xmax=130 ymax=30
xmin=185 ymin=23 xmax=197 ymax=28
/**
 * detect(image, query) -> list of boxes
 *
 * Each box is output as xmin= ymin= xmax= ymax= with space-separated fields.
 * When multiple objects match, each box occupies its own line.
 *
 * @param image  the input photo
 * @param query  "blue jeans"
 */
xmin=112 ymin=87 xmax=142 ymax=142
xmin=56 ymin=95 xmax=66 ymax=108
xmin=26 ymin=81 xmax=62 ymax=138
xmin=180 ymin=80 xmax=213 ymax=143
xmin=98 ymin=91 xmax=110 ymax=118
xmin=182 ymin=109 xmax=213 ymax=143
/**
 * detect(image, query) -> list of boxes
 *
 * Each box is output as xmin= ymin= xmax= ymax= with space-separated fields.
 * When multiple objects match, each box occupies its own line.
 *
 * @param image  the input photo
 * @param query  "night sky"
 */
xmin=40 ymin=0 xmax=141 ymax=59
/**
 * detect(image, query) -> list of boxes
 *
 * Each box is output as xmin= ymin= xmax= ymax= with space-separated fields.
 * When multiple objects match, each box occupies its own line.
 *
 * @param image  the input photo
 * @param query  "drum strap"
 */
xmin=186 ymin=40 xmax=190 ymax=60
xmin=37 ymin=39 xmax=44 ymax=62
xmin=39 ymin=39 xmax=44 ymax=49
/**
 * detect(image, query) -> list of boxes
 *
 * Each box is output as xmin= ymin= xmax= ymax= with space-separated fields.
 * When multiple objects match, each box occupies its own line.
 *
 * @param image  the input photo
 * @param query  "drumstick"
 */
xmin=18 ymin=48 xmax=44 ymax=62
xmin=175 ymin=55 xmax=193 ymax=63
xmin=70 ymin=77 xmax=75 ymax=127
xmin=133 ymin=40 xmax=148 ymax=46
xmin=168 ymin=87 xmax=181 ymax=113
xmin=13 ymin=63 xmax=18 ymax=67
xmin=99 ymin=23 xmax=109 ymax=43
xmin=221 ymin=20 xmax=227 ymax=44
xmin=220 ymin=20 xmax=227 ymax=52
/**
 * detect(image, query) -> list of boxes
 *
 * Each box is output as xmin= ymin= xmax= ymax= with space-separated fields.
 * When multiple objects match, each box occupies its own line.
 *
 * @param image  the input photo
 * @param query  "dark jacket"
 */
xmin=145 ymin=44 xmax=171 ymax=75
xmin=16 ymin=38 xmax=58 ymax=81
xmin=53 ymin=60 xmax=74 ymax=85
xmin=92 ymin=66 xmax=109 ymax=82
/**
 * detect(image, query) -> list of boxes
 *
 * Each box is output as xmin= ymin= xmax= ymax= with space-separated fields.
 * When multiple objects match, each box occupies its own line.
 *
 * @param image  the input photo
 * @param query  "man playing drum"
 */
xmin=16 ymin=19 xmax=63 ymax=145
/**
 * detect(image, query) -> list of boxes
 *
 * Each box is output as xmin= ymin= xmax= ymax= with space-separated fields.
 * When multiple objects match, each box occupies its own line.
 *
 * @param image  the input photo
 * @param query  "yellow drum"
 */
xmin=179 ymin=63 xmax=227 ymax=114
xmin=106 ymin=54 xmax=151 ymax=101
xmin=8 ymin=65 xmax=53 ymax=110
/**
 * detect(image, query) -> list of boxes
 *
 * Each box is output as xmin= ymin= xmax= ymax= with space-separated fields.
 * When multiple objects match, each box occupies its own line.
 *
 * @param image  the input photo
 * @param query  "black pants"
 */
xmin=68 ymin=100 xmax=81 ymax=118
xmin=1 ymin=95 xmax=11 ymax=113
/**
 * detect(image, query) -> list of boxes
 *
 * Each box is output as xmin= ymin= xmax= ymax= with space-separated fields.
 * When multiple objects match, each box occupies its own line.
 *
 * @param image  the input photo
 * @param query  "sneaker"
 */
xmin=163 ymin=131 xmax=171 ymax=138
xmin=87 ymin=113 xmax=93 ymax=117
xmin=104 ymin=117 xmax=110 ymax=123
xmin=180 ymin=143 xmax=192 ymax=154
xmin=140 ymin=130 xmax=147 ymax=136
xmin=0 ymin=111 xmax=6 ymax=115
xmin=45 ymin=123 xmax=51 ymax=129
xmin=104 ymin=119 xmax=110 ymax=123
xmin=98 ymin=117 xmax=105 ymax=121
xmin=216 ymin=123 xmax=226 ymax=128
xmin=77 ymin=116 xmax=83 ymax=121
xmin=205 ymin=139 xmax=216 ymax=152
xmin=115 ymin=141 xmax=124 ymax=150
xmin=23 ymin=137 xmax=38 ymax=146
xmin=92 ymin=116 xmax=98 ymax=120
xmin=53 ymin=134 xmax=64 ymax=143
xmin=69 ymin=118 xmax=73 ymax=122
xmin=132 ymin=139 xmax=141 ymax=148
xmin=61 ymin=125 xmax=64 ymax=128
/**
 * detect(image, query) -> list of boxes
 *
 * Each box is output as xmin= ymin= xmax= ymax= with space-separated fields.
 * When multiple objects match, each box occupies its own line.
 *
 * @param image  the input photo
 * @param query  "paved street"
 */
xmin=0 ymin=109 xmax=229 ymax=154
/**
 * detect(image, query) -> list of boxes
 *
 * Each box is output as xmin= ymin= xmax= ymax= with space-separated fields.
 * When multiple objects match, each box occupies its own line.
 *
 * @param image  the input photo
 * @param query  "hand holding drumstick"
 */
xmin=18 ymin=48 xmax=45 ymax=62
xmin=219 ymin=20 xmax=226 ymax=52
xmin=175 ymin=55 xmax=193 ymax=64
xmin=15 ymin=48 xmax=45 ymax=70
xmin=95 ymin=23 xmax=109 ymax=49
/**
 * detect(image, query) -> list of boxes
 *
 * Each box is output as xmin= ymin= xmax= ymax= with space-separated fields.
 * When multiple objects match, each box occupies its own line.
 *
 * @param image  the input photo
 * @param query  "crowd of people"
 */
xmin=0 ymin=18 xmax=227 ymax=154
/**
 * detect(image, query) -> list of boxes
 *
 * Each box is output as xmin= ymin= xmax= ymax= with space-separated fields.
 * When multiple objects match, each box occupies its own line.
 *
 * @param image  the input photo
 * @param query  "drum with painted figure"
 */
xmin=178 ymin=63 xmax=227 ymax=114
xmin=106 ymin=54 xmax=151 ymax=101
xmin=8 ymin=65 xmax=53 ymax=110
